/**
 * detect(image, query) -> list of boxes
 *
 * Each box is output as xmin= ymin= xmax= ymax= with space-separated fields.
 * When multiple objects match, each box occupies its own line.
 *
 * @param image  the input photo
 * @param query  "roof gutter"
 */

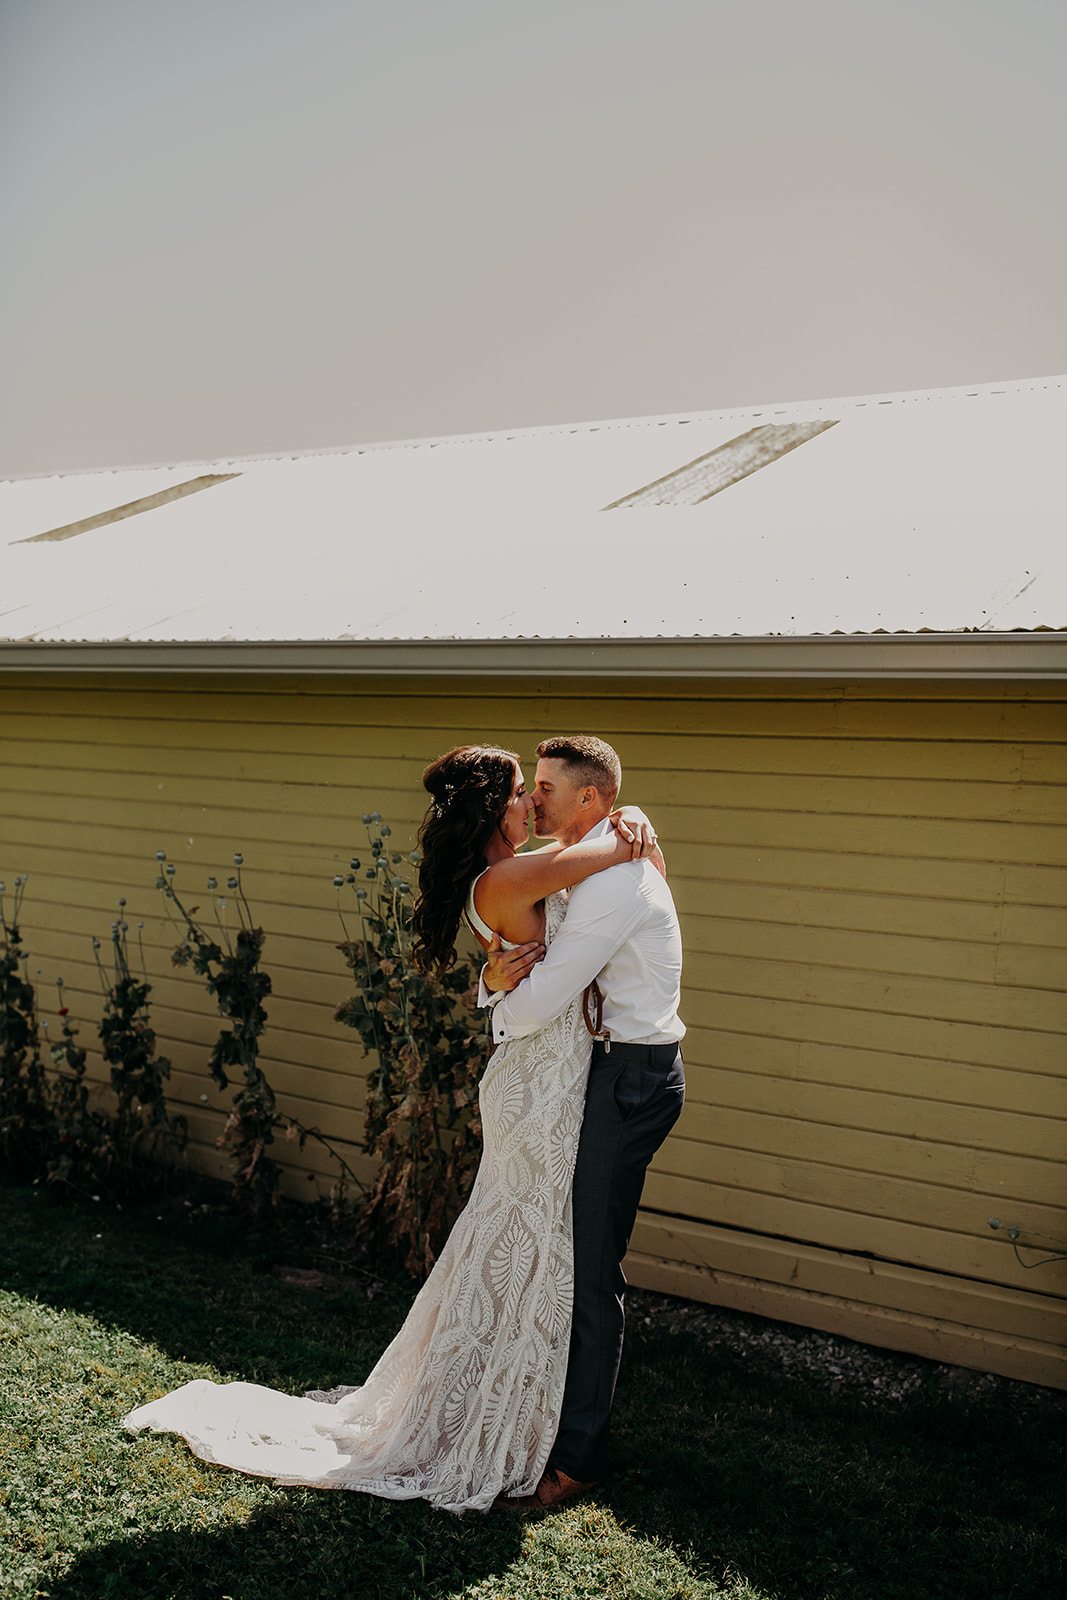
xmin=0 ymin=634 xmax=1064 ymax=679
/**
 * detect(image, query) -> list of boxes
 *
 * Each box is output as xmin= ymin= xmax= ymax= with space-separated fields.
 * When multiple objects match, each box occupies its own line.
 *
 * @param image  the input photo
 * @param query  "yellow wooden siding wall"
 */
xmin=1 ymin=674 xmax=1064 ymax=1387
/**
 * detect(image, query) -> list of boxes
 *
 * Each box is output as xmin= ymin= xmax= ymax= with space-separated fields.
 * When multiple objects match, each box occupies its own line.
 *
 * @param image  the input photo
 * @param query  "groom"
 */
xmin=482 ymin=734 xmax=685 ymax=1509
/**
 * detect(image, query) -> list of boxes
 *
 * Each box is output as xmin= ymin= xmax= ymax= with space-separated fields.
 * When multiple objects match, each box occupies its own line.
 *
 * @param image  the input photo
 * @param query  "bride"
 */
xmin=123 ymin=744 xmax=656 ymax=1513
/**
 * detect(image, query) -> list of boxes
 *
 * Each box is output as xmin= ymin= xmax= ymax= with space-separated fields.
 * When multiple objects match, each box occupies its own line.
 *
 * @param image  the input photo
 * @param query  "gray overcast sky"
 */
xmin=2 ymin=0 xmax=1065 ymax=475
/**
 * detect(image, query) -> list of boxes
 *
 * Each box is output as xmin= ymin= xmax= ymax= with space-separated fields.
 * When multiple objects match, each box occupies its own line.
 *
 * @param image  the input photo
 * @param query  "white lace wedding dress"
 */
xmin=122 ymin=890 xmax=591 ymax=1514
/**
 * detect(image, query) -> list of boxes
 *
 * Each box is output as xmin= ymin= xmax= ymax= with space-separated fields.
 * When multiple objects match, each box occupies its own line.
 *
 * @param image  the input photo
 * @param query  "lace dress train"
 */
xmin=122 ymin=893 xmax=590 ymax=1513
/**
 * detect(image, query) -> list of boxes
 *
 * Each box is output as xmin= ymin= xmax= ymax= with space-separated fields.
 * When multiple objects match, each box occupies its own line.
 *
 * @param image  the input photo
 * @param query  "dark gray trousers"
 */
xmin=549 ymin=1039 xmax=685 ymax=1482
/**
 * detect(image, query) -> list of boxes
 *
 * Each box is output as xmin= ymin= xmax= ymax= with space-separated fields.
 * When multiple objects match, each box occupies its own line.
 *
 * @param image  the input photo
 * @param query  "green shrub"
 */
xmin=41 ymin=978 xmax=116 ymax=1196
xmin=0 ymin=876 xmax=50 ymax=1177
xmin=334 ymin=814 xmax=489 ymax=1277
xmin=93 ymin=909 xmax=187 ymax=1190
xmin=159 ymin=852 xmax=279 ymax=1211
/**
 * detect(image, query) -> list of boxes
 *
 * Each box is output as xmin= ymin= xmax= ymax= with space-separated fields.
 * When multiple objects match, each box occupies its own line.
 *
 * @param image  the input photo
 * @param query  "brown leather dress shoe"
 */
xmin=502 ymin=1466 xmax=598 ymax=1512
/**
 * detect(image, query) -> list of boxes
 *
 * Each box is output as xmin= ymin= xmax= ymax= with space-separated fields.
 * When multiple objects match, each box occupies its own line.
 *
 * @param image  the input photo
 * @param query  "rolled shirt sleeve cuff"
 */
xmin=478 ymin=969 xmax=508 ymax=1015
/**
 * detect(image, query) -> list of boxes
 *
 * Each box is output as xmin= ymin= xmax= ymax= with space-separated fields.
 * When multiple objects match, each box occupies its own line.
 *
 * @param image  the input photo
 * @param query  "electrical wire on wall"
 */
xmin=988 ymin=1217 xmax=1067 ymax=1270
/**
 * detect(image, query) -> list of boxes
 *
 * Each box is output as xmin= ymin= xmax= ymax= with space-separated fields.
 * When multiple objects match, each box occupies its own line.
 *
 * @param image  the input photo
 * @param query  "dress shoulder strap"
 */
xmin=464 ymin=868 xmax=517 ymax=949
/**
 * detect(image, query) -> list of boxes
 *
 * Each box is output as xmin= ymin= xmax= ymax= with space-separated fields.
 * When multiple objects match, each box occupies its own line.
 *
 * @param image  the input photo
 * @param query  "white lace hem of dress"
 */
xmin=122 ymin=891 xmax=591 ymax=1515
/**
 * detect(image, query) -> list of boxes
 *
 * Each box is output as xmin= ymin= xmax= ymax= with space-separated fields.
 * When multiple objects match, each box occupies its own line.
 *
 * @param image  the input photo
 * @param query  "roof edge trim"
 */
xmin=0 ymin=635 xmax=1065 ymax=681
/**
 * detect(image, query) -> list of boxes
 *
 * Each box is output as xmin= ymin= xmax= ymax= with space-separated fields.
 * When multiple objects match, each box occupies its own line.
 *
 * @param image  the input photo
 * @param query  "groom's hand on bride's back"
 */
xmin=484 ymin=932 xmax=545 ymax=993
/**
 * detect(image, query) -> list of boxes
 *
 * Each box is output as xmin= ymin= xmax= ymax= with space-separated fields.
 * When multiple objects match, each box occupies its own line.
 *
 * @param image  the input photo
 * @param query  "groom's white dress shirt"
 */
xmin=482 ymin=818 xmax=685 ymax=1047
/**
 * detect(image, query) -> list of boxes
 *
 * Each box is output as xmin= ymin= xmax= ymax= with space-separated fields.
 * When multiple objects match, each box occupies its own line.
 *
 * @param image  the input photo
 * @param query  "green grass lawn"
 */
xmin=1 ymin=1180 xmax=1063 ymax=1600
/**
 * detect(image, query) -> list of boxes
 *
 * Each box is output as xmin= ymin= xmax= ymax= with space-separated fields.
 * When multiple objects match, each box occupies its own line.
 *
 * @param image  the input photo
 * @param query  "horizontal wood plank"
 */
xmin=639 ymin=1169 xmax=1066 ymax=1289
xmin=3 ymin=678 xmax=1065 ymax=1388
xmin=682 ymin=1064 xmax=1065 ymax=1158
xmin=629 ymin=1215 xmax=1067 ymax=1346
xmin=625 ymin=1237 xmax=1067 ymax=1389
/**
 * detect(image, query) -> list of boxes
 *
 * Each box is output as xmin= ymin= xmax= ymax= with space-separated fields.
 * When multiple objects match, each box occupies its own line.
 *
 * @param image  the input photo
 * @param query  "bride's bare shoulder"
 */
xmin=476 ymin=855 xmax=535 ymax=908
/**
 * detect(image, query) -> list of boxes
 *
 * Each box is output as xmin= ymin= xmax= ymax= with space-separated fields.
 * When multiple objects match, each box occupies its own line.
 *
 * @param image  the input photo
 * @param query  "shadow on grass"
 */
xmin=0 ymin=1183 xmax=408 ymax=1393
xmin=5 ymin=1184 xmax=1065 ymax=1600
xmin=603 ymin=1324 xmax=1066 ymax=1600
xmin=43 ymin=1490 xmax=523 ymax=1600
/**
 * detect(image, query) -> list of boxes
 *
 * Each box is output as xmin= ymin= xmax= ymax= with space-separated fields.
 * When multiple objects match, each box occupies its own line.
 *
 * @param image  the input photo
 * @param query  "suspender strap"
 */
xmin=582 ymin=980 xmax=610 ymax=1049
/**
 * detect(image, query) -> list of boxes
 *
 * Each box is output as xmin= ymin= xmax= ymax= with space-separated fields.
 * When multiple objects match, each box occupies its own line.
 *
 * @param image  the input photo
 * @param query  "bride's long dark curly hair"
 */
xmin=409 ymin=744 xmax=520 ymax=978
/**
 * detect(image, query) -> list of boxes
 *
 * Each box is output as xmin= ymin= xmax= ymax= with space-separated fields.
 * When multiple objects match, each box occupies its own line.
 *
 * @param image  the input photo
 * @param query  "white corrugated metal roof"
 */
xmin=1 ymin=376 xmax=1064 ymax=644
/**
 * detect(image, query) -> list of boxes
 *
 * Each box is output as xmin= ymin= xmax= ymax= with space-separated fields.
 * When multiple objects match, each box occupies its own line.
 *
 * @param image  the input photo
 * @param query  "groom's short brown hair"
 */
xmin=536 ymin=735 xmax=622 ymax=805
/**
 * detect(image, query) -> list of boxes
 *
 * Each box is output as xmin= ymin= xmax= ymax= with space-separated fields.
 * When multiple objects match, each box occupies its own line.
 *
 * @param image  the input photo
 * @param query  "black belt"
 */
xmin=590 ymin=1039 xmax=681 ymax=1066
